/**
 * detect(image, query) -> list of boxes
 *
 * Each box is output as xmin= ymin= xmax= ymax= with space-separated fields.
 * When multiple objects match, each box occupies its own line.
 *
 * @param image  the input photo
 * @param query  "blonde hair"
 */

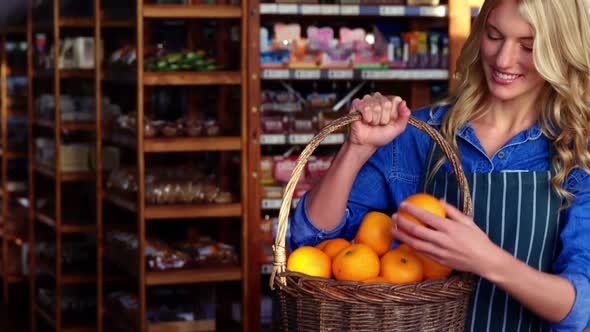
xmin=434 ymin=0 xmax=590 ymax=207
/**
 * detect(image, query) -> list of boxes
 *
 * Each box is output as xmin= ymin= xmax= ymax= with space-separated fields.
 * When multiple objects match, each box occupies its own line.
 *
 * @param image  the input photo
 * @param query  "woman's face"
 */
xmin=481 ymin=0 xmax=545 ymax=105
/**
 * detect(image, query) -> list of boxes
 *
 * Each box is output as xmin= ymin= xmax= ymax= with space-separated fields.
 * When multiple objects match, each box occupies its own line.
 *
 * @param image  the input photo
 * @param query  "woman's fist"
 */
xmin=349 ymin=92 xmax=411 ymax=149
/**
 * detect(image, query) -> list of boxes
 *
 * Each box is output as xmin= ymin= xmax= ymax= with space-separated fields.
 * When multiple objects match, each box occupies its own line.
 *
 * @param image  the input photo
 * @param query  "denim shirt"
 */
xmin=288 ymin=105 xmax=590 ymax=331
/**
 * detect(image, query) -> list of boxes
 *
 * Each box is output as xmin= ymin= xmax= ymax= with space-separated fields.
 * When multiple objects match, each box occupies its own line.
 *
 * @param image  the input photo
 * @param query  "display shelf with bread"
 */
xmin=247 ymin=0 xmax=473 ymax=330
xmin=0 ymin=23 xmax=31 ymax=305
xmin=97 ymin=0 xmax=251 ymax=331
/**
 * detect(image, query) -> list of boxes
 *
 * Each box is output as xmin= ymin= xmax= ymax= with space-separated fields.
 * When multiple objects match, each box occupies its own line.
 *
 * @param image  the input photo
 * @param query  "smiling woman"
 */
xmin=289 ymin=0 xmax=590 ymax=331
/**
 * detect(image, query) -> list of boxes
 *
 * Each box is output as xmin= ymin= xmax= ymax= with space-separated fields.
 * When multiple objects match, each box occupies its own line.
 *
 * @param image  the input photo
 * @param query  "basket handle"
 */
xmin=271 ymin=111 xmax=473 ymax=289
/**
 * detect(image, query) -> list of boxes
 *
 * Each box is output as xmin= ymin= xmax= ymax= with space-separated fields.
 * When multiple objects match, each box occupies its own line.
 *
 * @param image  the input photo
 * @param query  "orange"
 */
xmin=394 ymin=242 xmax=452 ymax=280
xmin=354 ymin=211 xmax=394 ymax=256
xmin=397 ymin=193 xmax=445 ymax=227
xmin=380 ymin=248 xmax=423 ymax=284
xmin=362 ymin=276 xmax=389 ymax=283
xmin=414 ymin=251 xmax=453 ymax=280
xmin=395 ymin=243 xmax=413 ymax=253
xmin=332 ymin=244 xmax=380 ymax=281
xmin=316 ymin=238 xmax=351 ymax=259
xmin=315 ymin=239 xmax=331 ymax=251
xmin=287 ymin=246 xmax=331 ymax=278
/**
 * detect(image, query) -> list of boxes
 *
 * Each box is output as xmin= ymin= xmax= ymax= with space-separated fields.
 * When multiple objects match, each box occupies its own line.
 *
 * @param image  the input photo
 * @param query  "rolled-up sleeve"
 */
xmin=550 ymin=168 xmax=590 ymax=331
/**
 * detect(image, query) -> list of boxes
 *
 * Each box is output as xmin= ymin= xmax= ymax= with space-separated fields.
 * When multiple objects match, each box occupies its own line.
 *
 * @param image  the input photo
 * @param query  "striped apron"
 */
xmin=419 ymin=143 xmax=561 ymax=332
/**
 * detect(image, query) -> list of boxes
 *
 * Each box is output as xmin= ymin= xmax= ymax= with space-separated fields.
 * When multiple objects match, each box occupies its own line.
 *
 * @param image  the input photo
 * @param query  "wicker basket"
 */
xmin=271 ymin=111 xmax=475 ymax=332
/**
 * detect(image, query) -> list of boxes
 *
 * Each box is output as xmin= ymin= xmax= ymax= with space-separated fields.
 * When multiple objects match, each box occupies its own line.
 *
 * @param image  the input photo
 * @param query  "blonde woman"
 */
xmin=288 ymin=0 xmax=590 ymax=330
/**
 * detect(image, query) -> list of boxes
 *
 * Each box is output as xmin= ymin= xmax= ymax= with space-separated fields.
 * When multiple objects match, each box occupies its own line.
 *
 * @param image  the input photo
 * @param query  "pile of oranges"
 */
xmin=286 ymin=193 xmax=453 ymax=283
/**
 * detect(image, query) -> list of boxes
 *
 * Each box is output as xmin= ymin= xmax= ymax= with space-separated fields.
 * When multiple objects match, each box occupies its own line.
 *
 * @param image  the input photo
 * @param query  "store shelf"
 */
xmin=146 ymin=266 xmax=242 ymax=285
xmin=0 ymin=149 xmax=27 ymax=159
xmin=261 ymin=133 xmax=345 ymax=146
xmin=34 ymin=164 xmax=96 ymax=182
xmin=143 ymin=4 xmax=242 ymax=18
xmin=259 ymin=4 xmax=448 ymax=17
xmin=145 ymin=203 xmax=243 ymax=220
xmin=36 ymin=212 xmax=97 ymax=234
xmin=104 ymin=191 xmax=242 ymax=219
xmin=103 ymin=191 xmax=136 ymax=213
xmin=102 ymin=18 xmax=136 ymax=28
xmin=7 ymin=67 xmax=27 ymax=76
xmin=35 ymin=68 xmax=95 ymax=79
xmin=39 ymin=264 xmax=98 ymax=286
xmin=144 ymin=136 xmax=242 ymax=153
xmin=35 ymin=305 xmax=96 ymax=332
xmin=143 ymin=71 xmax=241 ymax=86
xmin=261 ymin=68 xmax=449 ymax=81
xmin=0 ymin=25 xmax=26 ymax=34
xmin=35 ymin=119 xmax=95 ymax=131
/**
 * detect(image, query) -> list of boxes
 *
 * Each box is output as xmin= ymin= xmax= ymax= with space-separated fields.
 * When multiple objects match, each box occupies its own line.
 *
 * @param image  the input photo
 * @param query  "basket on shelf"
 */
xmin=271 ymin=111 xmax=475 ymax=332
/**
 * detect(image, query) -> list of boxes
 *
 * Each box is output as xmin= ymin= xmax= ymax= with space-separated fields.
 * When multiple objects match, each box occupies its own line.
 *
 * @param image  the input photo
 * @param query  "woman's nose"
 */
xmin=495 ymin=41 xmax=519 ymax=69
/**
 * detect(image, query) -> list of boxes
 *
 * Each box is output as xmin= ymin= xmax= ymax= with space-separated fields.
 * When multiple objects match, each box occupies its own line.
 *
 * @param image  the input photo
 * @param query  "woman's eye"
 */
xmin=521 ymin=44 xmax=533 ymax=52
xmin=486 ymin=33 xmax=501 ymax=40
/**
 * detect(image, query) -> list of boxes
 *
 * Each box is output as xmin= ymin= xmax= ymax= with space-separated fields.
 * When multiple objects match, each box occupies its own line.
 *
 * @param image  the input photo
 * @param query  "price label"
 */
xmin=396 ymin=70 xmax=411 ymax=80
xmin=321 ymin=133 xmax=345 ymax=145
xmin=262 ymin=199 xmax=281 ymax=210
xmin=301 ymin=4 xmax=321 ymax=15
xmin=277 ymin=4 xmax=298 ymax=14
xmin=262 ymin=69 xmax=289 ymax=80
xmin=339 ymin=5 xmax=360 ymax=15
xmin=379 ymin=6 xmax=404 ymax=16
xmin=293 ymin=70 xmax=320 ymax=80
xmin=419 ymin=6 xmax=447 ymax=17
xmin=259 ymin=3 xmax=278 ymax=14
xmin=289 ymin=134 xmax=314 ymax=145
xmin=261 ymin=134 xmax=286 ymax=145
xmin=328 ymin=70 xmax=353 ymax=80
xmin=261 ymin=264 xmax=273 ymax=275
xmin=320 ymin=5 xmax=339 ymax=15
xmin=361 ymin=70 xmax=393 ymax=80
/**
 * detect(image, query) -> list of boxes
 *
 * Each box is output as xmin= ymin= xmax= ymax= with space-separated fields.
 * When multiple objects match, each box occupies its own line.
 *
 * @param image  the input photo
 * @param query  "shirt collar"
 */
xmin=427 ymin=104 xmax=544 ymax=141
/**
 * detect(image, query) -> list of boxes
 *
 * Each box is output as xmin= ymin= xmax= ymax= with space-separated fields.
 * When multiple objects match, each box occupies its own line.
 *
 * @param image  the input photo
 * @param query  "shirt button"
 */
xmin=498 ymin=152 xmax=505 ymax=159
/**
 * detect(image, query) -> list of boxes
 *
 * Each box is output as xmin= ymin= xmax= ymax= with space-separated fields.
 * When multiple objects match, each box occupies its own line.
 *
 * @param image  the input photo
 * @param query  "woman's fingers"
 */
xmin=440 ymin=199 xmax=475 ymax=226
xmin=353 ymin=93 xmax=407 ymax=127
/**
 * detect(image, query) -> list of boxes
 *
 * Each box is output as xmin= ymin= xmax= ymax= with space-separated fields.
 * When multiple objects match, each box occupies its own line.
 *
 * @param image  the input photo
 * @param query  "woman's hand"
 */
xmin=349 ymin=92 xmax=411 ymax=149
xmin=391 ymin=199 xmax=502 ymax=278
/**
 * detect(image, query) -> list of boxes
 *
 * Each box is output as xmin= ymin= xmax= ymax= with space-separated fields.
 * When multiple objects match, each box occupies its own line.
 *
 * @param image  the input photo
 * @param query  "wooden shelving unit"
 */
xmin=28 ymin=0 xmax=101 ymax=331
xmin=0 ymin=24 xmax=30 ymax=305
xmin=247 ymin=0 xmax=472 ymax=330
xmin=98 ymin=1 xmax=251 ymax=331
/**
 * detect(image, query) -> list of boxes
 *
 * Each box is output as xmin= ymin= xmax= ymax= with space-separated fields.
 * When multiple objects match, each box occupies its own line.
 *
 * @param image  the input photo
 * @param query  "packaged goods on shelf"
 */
xmin=36 ymin=237 xmax=96 ymax=271
xmin=105 ymin=231 xmax=193 ymax=272
xmin=261 ymin=23 xmax=448 ymax=70
xmin=104 ymin=111 xmax=223 ymax=139
xmin=105 ymin=231 xmax=239 ymax=272
xmin=106 ymin=287 xmax=216 ymax=328
xmin=34 ymin=139 xmax=92 ymax=172
xmin=106 ymin=166 xmax=233 ymax=205
xmin=37 ymin=288 xmax=96 ymax=323
xmin=34 ymin=138 xmax=120 ymax=172
xmin=36 ymin=94 xmax=112 ymax=122
xmin=144 ymin=48 xmax=223 ymax=72
xmin=33 ymin=35 xmax=98 ymax=70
